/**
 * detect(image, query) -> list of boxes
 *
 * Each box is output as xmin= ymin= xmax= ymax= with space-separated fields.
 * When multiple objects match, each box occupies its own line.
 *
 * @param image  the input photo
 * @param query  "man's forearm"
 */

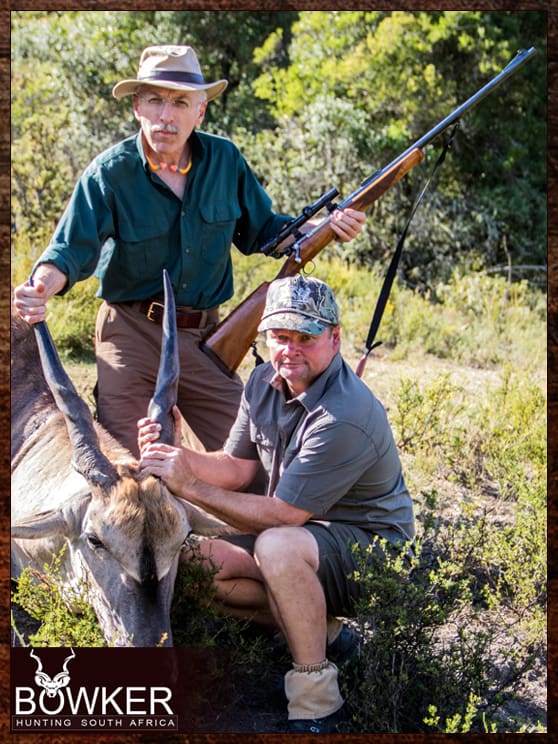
xmin=32 ymin=263 xmax=68 ymax=298
xmin=186 ymin=449 xmax=257 ymax=491
xmin=178 ymin=478 xmax=310 ymax=534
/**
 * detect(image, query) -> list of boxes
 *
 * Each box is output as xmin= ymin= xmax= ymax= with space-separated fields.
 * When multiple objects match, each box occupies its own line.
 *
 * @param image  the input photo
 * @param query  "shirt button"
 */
xmin=185 ymin=247 xmax=191 ymax=254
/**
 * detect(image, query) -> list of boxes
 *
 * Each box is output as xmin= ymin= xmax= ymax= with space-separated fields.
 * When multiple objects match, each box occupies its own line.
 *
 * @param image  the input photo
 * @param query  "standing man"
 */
xmin=13 ymin=45 xmax=365 ymax=456
xmin=139 ymin=275 xmax=415 ymax=733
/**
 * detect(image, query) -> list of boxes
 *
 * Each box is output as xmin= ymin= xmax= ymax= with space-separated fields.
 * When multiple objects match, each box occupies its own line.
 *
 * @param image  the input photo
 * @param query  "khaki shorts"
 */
xmin=220 ymin=522 xmax=399 ymax=617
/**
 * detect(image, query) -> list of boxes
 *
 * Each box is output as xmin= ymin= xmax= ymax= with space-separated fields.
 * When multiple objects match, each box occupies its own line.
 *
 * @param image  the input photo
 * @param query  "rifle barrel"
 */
xmin=348 ymin=46 xmax=537 ymax=202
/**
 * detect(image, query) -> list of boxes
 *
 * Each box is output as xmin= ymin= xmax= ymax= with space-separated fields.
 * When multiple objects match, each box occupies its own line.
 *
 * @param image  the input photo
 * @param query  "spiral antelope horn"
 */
xmin=33 ymin=320 xmax=119 ymax=490
xmin=147 ymin=269 xmax=179 ymax=445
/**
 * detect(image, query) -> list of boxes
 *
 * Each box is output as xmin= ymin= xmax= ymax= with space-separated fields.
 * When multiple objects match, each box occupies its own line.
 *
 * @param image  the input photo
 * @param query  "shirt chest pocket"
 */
xmin=116 ymin=219 xmax=172 ymax=276
xmin=198 ymin=201 xmax=241 ymax=265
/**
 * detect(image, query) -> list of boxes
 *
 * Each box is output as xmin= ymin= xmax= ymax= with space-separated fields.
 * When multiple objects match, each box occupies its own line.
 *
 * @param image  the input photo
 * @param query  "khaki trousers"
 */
xmin=94 ymin=301 xmax=244 ymax=457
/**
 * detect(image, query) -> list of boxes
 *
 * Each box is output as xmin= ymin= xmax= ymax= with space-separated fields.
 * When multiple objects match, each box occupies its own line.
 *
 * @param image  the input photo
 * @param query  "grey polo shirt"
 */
xmin=224 ymin=354 xmax=415 ymax=545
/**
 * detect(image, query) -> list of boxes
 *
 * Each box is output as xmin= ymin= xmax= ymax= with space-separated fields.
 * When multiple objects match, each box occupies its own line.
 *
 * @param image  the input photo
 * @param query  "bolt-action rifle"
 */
xmin=201 ymin=47 xmax=536 ymax=376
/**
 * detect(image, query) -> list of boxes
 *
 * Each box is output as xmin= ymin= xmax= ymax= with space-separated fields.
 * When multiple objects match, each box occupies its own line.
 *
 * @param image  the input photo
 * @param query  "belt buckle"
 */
xmin=146 ymin=301 xmax=164 ymax=322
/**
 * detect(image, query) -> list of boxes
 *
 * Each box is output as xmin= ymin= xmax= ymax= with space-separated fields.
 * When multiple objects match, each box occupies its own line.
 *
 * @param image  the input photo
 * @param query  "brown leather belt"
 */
xmin=133 ymin=300 xmax=219 ymax=329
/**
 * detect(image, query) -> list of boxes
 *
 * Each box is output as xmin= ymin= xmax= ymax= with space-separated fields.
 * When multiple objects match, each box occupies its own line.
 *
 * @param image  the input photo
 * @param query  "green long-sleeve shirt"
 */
xmin=35 ymin=130 xmax=291 ymax=308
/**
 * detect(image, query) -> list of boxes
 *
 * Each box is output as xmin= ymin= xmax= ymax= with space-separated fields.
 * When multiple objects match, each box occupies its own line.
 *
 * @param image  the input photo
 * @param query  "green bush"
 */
xmin=11 ymin=547 xmax=106 ymax=647
xmin=393 ymin=364 xmax=545 ymax=614
xmin=343 ymin=508 xmax=545 ymax=733
xmin=11 ymin=231 xmax=101 ymax=361
xmin=382 ymin=270 xmax=546 ymax=369
xmin=343 ymin=534 xmax=485 ymax=732
xmin=45 ymin=280 xmax=101 ymax=361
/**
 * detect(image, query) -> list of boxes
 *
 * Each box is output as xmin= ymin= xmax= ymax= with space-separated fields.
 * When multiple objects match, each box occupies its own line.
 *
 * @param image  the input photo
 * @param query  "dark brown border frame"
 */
xmin=1 ymin=4 xmax=554 ymax=742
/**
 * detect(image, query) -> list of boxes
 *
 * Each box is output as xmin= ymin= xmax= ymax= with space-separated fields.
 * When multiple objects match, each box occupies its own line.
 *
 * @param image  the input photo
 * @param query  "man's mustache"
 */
xmin=151 ymin=124 xmax=179 ymax=134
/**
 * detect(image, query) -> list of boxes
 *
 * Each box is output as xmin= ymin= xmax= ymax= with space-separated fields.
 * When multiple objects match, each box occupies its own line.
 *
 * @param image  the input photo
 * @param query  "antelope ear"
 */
xmin=11 ymin=509 xmax=69 ymax=539
xmin=12 ymin=494 xmax=91 ymax=539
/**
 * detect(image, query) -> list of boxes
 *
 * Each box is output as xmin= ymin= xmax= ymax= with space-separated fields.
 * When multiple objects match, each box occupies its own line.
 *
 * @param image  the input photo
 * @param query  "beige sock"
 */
xmin=327 ymin=616 xmax=343 ymax=644
xmin=284 ymin=660 xmax=344 ymax=720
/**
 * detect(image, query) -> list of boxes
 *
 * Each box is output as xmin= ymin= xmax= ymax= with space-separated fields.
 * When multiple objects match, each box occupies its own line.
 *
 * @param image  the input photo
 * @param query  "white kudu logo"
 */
xmin=18 ymin=647 xmax=174 ymax=717
xmin=30 ymin=648 xmax=75 ymax=698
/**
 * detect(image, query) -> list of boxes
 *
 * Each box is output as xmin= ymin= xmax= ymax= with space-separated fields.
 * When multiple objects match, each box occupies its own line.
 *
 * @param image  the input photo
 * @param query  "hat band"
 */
xmin=139 ymin=70 xmax=206 ymax=85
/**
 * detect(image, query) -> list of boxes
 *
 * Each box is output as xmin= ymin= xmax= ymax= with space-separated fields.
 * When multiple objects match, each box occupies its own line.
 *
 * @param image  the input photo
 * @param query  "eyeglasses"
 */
xmin=137 ymin=94 xmax=200 ymax=112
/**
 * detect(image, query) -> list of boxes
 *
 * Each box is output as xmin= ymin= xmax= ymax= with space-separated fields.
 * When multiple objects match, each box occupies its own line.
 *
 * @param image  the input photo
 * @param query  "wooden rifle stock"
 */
xmin=201 ymin=146 xmax=425 ymax=375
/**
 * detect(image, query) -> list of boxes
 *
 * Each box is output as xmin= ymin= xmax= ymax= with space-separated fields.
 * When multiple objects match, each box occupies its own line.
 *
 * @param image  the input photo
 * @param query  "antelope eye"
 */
xmin=85 ymin=533 xmax=104 ymax=550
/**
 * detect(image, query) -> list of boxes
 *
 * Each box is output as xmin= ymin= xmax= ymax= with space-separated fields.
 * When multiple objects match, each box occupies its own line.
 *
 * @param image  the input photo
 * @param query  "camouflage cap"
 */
xmin=258 ymin=275 xmax=339 ymax=335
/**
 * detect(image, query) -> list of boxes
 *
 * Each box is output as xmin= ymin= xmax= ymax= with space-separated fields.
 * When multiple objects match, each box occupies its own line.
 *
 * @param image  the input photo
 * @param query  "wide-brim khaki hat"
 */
xmin=112 ymin=45 xmax=228 ymax=102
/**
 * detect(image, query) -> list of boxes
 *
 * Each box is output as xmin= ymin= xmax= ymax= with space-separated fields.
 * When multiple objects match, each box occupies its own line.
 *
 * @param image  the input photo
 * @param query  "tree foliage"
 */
xmin=11 ymin=10 xmax=546 ymax=289
xmin=249 ymin=11 xmax=546 ymax=288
